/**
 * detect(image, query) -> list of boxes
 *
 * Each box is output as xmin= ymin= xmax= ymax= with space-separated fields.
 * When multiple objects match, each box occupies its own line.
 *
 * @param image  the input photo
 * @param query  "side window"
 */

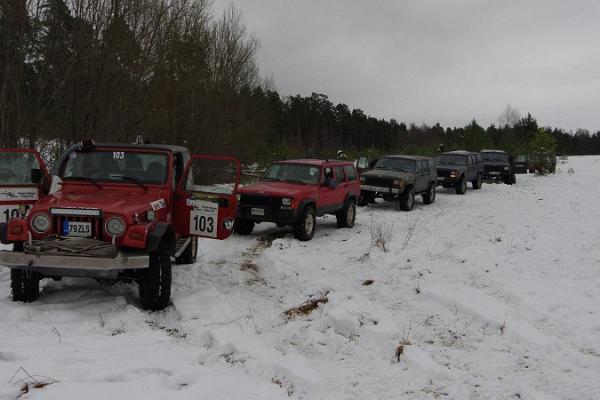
xmin=323 ymin=167 xmax=334 ymax=183
xmin=344 ymin=165 xmax=358 ymax=181
xmin=422 ymin=161 xmax=429 ymax=174
xmin=416 ymin=161 xmax=423 ymax=175
xmin=333 ymin=166 xmax=345 ymax=182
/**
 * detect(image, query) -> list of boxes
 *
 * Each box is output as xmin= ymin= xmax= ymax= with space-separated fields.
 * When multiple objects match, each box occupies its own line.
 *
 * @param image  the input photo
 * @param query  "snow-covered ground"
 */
xmin=1 ymin=156 xmax=600 ymax=399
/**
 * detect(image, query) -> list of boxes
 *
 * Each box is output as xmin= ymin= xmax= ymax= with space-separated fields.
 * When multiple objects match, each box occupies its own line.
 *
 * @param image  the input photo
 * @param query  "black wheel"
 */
xmin=234 ymin=218 xmax=254 ymax=235
xmin=455 ymin=176 xmax=467 ymax=194
xmin=472 ymin=173 xmax=483 ymax=190
xmin=175 ymin=237 xmax=197 ymax=265
xmin=336 ymin=199 xmax=356 ymax=228
xmin=399 ymin=187 xmax=415 ymax=211
xmin=358 ymin=192 xmax=372 ymax=207
xmin=138 ymin=250 xmax=172 ymax=311
xmin=423 ymin=183 xmax=436 ymax=204
xmin=11 ymin=268 xmax=41 ymax=302
xmin=293 ymin=206 xmax=316 ymax=241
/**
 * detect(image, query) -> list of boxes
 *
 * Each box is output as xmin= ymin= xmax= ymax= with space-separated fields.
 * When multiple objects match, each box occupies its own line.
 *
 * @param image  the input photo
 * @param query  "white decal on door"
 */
xmin=189 ymin=200 xmax=218 ymax=238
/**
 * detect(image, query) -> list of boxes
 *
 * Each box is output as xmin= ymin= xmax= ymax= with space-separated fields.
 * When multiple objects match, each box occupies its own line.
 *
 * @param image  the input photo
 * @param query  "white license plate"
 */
xmin=251 ymin=207 xmax=265 ymax=216
xmin=489 ymin=171 xmax=500 ymax=175
xmin=66 ymin=221 xmax=92 ymax=237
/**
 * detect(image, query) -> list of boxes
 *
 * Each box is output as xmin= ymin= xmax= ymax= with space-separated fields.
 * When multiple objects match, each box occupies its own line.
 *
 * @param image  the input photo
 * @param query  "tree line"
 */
xmin=1 ymin=0 xmax=599 ymax=166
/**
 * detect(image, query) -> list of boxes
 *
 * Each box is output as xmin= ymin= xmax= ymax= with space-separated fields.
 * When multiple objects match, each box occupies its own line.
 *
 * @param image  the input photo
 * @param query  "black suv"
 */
xmin=481 ymin=150 xmax=515 ymax=184
xmin=436 ymin=151 xmax=484 ymax=194
xmin=359 ymin=155 xmax=437 ymax=211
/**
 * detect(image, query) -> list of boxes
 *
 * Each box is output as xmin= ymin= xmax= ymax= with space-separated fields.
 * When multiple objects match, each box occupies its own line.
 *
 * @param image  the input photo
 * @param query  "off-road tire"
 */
xmin=399 ymin=187 xmax=415 ymax=211
xmin=456 ymin=176 xmax=467 ymax=194
xmin=472 ymin=173 xmax=483 ymax=190
xmin=138 ymin=250 xmax=172 ymax=311
xmin=234 ymin=218 xmax=254 ymax=235
xmin=336 ymin=199 xmax=356 ymax=228
xmin=422 ymin=183 xmax=436 ymax=204
xmin=358 ymin=193 xmax=372 ymax=207
xmin=504 ymin=174 xmax=516 ymax=185
xmin=293 ymin=206 xmax=316 ymax=241
xmin=11 ymin=268 xmax=41 ymax=302
xmin=175 ymin=237 xmax=197 ymax=265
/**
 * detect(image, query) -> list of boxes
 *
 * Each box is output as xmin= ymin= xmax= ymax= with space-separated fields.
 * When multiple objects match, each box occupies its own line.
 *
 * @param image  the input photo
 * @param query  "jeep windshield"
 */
xmin=0 ymin=152 xmax=42 ymax=185
xmin=61 ymin=149 xmax=168 ymax=185
xmin=438 ymin=154 xmax=467 ymax=165
xmin=373 ymin=158 xmax=416 ymax=172
xmin=481 ymin=152 xmax=509 ymax=162
xmin=262 ymin=163 xmax=320 ymax=185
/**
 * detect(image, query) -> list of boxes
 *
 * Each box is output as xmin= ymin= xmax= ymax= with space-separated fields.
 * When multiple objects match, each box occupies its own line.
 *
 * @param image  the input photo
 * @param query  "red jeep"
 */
xmin=0 ymin=140 xmax=240 ymax=310
xmin=235 ymin=159 xmax=360 ymax=240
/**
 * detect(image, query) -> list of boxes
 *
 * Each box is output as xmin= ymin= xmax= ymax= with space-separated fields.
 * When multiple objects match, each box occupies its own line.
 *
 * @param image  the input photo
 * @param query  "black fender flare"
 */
xmin=297 ymin=199 xmax=317 ymax=218
xmin=147 ymin=222 xmax=176 ymax=255
xmin=343 ymin=192 xmax=357 ymax=208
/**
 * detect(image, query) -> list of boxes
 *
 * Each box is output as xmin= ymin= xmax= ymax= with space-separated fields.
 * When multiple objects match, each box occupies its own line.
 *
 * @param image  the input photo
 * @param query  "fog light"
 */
xmin=281 ymin=198 xmax=292 ymax=206
xmin=31 ymin=213 xmax=51 ymax=233
xmin=105 ymin=216 xmax=126 ymax=237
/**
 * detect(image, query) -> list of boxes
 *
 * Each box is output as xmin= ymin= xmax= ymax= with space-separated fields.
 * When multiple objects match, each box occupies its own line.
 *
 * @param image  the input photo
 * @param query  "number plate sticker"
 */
xmin=189 ymin=200 xmax=218 ymax=238
xmin=250 ymin=208 xmax=265 ymax=216
xmin=64 ymin=221 xmax=92 ymax=237
xmin=0 ymin=205 xmax=30 ymax=223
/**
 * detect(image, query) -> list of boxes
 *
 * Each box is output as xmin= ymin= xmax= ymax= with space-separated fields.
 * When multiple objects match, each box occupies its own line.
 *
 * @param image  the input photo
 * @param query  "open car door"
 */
xmin=174 ymin=155 xmax=241 ymax=240
xmin=0 ymin=148 xmax=49 ymax=224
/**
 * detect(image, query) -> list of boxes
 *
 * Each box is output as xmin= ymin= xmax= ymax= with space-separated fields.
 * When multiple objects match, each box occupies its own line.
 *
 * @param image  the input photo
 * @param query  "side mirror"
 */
xmin=31 ymin=168 xmax=42 ymax=184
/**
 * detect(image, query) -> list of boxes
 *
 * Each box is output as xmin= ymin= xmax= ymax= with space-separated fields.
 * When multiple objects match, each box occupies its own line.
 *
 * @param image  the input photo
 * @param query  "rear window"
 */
xmin=344 ymin=165 xmax=358 ymax=181
xmin=0 ymin=152 xmax=43 ymax=185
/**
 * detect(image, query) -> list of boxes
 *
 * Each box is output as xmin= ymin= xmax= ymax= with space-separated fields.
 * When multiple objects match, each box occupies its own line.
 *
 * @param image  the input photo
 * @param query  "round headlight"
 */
xmin=105 ymin=217 xmax=126 ymax=237
xmin=31 ymin=213 xmax=51 ymax=233
xmin=281 ymin=198 xmax=292 ymax=206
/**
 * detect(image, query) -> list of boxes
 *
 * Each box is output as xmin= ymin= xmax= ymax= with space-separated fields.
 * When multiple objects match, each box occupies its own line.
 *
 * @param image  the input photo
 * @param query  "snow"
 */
xmin=2 ymin=156 xmax=600 ymax=399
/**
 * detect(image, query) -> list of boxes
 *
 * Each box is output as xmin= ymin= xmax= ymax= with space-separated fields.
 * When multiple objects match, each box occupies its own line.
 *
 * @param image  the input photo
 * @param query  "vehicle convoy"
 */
xmin=436 ymin=151 xmax=484 ymax=194
xmin=235 ymin=159 xmax=360 ymax=241
xmin=0 ymin=140 xmax=241 ymax=310
xmin=359 ymin=155 xmax=437 ymax=211
xmin=481 ymin=150 xmax=516 ymax=184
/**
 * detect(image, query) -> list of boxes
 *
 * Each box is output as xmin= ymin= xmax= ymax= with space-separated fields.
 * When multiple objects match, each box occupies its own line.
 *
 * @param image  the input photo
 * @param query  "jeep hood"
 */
xmin=239 ymin=181 xmax=315 ymax=197
xmin=35 ymin=187 xmax=163 ymax=217
xmin=362 ymin=169 xmax=413 ymax=181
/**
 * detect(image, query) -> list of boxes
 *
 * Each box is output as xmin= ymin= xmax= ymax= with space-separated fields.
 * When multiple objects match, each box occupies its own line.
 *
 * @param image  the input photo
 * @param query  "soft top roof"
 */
xmin=381 ymin=155 xmax=433 ymax=161
xmin=88 ymin=142 xmax=189 ymax=153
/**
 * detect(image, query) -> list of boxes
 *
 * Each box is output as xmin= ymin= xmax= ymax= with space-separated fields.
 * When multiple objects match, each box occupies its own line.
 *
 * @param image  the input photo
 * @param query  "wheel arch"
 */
xmin=147 ymin=222 xmax=176 ymax=255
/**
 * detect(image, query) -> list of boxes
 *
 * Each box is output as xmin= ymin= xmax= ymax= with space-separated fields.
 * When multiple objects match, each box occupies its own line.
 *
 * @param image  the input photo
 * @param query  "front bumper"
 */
xmin=436 ymin=176 xmax=458 ymax=186
xmin=0 ymin=250 xmax=148 ymax=272
xmin=238 ymin=205 xmax=298 ymax=224
xmin=360 ymin=185 xmax=402 ymax=195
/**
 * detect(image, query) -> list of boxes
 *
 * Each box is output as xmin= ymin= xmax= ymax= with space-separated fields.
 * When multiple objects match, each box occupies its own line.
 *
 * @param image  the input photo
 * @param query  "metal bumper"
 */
xmin=360 ymin=185 xmax=401 ymax=194
xmin=238 ymin=206 xmax=298 ymax=224
xmin=0 ymin=250 xmax=149 ymax=271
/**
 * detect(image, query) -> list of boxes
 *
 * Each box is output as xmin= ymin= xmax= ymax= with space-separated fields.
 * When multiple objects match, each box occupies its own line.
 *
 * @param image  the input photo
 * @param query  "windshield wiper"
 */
xmin=283 ymin=178 xmax=308 ymax=185
xmin=62 ymin=176 xmax=102 ymax=189
xmin=113 ymin=175 xmax=148 ymax=191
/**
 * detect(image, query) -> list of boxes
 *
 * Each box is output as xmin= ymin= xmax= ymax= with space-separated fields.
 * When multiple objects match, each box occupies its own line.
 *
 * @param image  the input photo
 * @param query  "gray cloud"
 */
xmin=212 ymin=0 xmax=600 ymax=131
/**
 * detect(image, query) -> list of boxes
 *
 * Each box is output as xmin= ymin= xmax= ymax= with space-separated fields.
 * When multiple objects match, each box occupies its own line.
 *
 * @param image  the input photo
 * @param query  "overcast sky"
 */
xmin=212 ymin=0 xmax=600 ymax=131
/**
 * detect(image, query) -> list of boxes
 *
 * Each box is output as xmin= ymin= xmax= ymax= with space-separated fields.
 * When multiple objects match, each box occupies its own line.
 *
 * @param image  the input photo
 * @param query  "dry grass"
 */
xmin=284 ymin=292 xmax=329 ymax=319
xmin=370 ymin=220 xmax=394 ymax=253
xmin=395 ymin=321 xmax=413 ymax=362
xmin=8 ymin=367 xmax=58 ymax=398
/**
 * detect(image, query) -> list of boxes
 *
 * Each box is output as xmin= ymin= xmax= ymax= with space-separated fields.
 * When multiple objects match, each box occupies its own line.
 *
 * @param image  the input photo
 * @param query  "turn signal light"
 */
xmin=9 ymin=225 xmax=23 ymax=235
xmin=129 ymin=231 xmax=144 ymax=241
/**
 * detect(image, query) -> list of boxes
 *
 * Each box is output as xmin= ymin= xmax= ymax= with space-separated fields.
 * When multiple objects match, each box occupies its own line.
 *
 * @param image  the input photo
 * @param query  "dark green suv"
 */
xmin=358 ymin=155 xmax=437 ymax=211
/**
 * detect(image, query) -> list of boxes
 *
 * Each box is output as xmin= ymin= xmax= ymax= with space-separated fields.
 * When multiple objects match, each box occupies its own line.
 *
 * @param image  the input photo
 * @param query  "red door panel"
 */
xmin=0 ymin=148 xmax=50 ymax=223
xmin=174 ymin=155 xmax=241 ymax=240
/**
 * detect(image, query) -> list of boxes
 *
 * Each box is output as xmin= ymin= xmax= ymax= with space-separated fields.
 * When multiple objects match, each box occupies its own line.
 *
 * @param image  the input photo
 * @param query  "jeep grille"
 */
xmin=363 ymin=176 xmax=393 ymax=187
xmin=240 ymin=194 xmax=272 ymax=207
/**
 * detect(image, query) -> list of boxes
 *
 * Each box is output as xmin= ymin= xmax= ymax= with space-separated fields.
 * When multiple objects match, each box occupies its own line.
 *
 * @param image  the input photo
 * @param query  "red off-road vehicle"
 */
xmin=235 ymin=159 xmax=360 ymax=241
xmin=0 ymin=140 xmax=240 ymax=310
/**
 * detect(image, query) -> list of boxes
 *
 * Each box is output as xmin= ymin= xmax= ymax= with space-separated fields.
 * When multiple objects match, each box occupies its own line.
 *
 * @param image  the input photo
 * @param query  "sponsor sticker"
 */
xmin=150 ymin=199 xmax=166 ymax=210
xmin=0 ymin=188 xmax=38 ymax=201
